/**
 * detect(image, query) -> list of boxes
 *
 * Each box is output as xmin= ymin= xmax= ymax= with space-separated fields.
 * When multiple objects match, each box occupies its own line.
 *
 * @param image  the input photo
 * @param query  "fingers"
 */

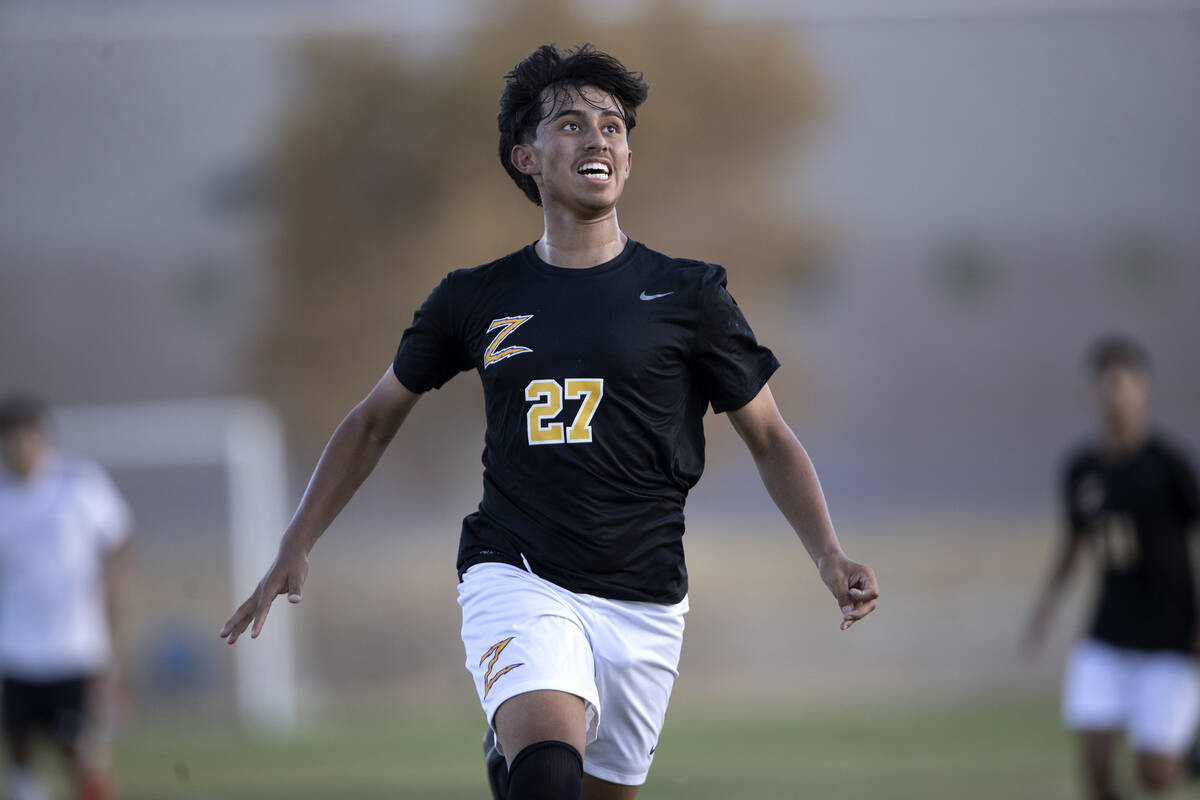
xmin=840 ymin=598 xmax=878 ymax=630
xmin=849 ymin=567 xmax=880 ymax=599
xmin=219 ymin=595 xmax=258 ymax=644
xmin=219 ymin=550 xmax=313 ymax=643
xmin=250 ymin=579 xmax=281 ymax=639
xmin=286 ymin=572 xmax=303 ymax=605
xmin=220 ymin=572 xmax=288 ymax=643
xmin=837 ymin=566 xmax=880 ymax=631
xmin=848 ymin=585 xmax=878 ymax=603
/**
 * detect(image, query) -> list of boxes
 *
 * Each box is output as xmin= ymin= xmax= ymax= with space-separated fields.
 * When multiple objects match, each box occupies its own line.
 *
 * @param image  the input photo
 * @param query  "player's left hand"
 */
xmin=819 ymin=555 xmax=879 ymax=631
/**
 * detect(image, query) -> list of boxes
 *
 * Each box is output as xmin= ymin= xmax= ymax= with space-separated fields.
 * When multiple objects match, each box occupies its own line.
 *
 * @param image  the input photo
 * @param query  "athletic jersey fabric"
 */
xmin=0 ymin=454 xmax=131 ymax=678
xmin=1061 ymin=434 xmax=1200 ymax=653
xmin=393 ymin=239 xmax=779 ymax=603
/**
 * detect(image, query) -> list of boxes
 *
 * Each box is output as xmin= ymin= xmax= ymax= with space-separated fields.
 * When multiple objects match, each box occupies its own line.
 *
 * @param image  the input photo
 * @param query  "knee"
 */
xmin=1136 ymin=753 xmax=1180 ymax=794
xmin=507 ymin=740 xmax=583 ymax=800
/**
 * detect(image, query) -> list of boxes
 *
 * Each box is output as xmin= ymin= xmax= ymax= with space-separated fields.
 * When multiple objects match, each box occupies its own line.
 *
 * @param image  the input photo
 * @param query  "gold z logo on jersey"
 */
xmin=480 ymin=637 xmax=524 ymax=698
xmin=484 ymin=315 xmax=534 ymax=368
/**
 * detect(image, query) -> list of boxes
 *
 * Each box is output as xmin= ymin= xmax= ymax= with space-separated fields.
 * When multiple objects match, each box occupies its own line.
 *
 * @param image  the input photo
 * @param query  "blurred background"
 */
xmin=2 ymin=0 xmax=1198 ymax=796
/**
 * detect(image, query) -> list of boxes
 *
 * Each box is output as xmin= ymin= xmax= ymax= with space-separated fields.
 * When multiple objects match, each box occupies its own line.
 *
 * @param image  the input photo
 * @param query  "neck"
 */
xmin=1101 ymin=418 xmax=1147 ymax=455
xmin=535 ymin=205 xmax=626 ymax=269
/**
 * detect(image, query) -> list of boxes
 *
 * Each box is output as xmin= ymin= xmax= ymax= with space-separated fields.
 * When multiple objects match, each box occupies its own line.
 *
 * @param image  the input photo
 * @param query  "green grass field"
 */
xmin=86 ymin=695 xmax=1087 ymax=799
xmin=5 ymin=526 xmax=1141 ymax=798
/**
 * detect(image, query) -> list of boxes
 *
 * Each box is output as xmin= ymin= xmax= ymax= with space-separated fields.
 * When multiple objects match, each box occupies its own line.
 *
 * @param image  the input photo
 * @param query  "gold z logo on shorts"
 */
xmin=480 ymin=637 xmax=524 ymax=698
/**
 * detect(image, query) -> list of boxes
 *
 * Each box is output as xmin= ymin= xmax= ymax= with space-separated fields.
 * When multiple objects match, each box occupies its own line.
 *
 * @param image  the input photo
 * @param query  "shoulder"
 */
xmin=632 ymin=242 xmax=729 ymax=304
xmin=42 ymin=453 xmax=90 ymax=482
xmin=0 ymin=473 xmax=15 ymax=501
xmin=410 ymin=249 xmax=529 ymax=332
xmin=1147 ymin=433 xmax=1198 ymax=477
xmin=425 ymin=249 xmax=530 ymax=325
xmin=443 ymin=248 xmax=528 ymax=291
xmin=50 ymin=454 xmax=114 ymax=494
xmin=635 ymin=243 xmax=726 ymax=282
xmin=1061 ymin=443 xmax=1100 ymax=481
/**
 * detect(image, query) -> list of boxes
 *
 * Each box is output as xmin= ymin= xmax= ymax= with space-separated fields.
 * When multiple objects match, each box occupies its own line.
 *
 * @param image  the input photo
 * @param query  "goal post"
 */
xmin=54 ymin=397 xmax=298 ymax=731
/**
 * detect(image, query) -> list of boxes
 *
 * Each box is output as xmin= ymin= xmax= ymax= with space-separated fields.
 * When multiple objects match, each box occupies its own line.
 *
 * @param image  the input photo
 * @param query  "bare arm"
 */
xmin=727 ymin=384 xmax=879 ymax=630
xmin=220 ymin=369 xmax=420 ymax=643
xmin=1191 ymin=525 xmax=1200 ymax=655
xmin=95 ymin=536 xmax=133 ymax=720
xmin=103 ymin=537 xmax=133 ymax=661
xmin=1023 ymin=528 xmax=1085 ymax=653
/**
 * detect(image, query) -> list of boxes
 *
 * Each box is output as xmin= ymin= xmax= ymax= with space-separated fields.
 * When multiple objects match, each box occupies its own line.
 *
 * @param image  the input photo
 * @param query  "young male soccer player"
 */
xmin=1026 ymin=338 xmax=1200 ymax=799
xmin=220 ymin=44 xmax=879 ymax=799
xmin=0 ymin=395 xmax=131 ymax=800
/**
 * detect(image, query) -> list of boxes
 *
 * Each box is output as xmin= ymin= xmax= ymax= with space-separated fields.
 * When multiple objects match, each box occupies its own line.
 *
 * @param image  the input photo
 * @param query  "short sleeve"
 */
xmin=392 ymin=276 xmax=474 ymax=393
xmin=1060 ymin=463 xmax=1085 ymax=536
xmin=1060 ymin=455 xmax=1098 ymax=539
xmin=692 ymin=267 xmax=780 ymax=413
xmin=79 ymin=463 xmax=132 ymax=551
xmin=1170 ymin=450 xmax=1200 ymax=528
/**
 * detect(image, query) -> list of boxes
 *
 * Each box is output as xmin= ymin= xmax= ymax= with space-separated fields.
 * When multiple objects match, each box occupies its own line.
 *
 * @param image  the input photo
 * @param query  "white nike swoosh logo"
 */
xmin=639 ymin=291 xmax=673 ymax=301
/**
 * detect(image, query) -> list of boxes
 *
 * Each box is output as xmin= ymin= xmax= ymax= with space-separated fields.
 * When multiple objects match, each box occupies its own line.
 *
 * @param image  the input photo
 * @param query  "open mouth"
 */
xmin=577 ymin=161 xmax=613 ymax=182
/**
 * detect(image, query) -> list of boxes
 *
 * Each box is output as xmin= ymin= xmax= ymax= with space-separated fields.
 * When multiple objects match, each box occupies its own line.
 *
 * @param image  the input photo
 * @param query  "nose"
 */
xmin=584 ymin=123 xmax=608 ymax=151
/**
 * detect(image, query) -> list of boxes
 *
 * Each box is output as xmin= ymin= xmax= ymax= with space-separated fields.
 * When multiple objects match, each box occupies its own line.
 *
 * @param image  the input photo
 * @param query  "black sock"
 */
xmin=506 ymin=740 xmax=583 ymax=800
xmin=487 ymin=751 xmax=509 ymax=800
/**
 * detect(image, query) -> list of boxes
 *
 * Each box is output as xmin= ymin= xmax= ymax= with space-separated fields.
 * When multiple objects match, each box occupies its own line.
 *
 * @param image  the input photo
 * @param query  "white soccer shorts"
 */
xmin=458 ymin=561 xmax=688 ymax=785
xmin=1062 ymin=638 xmax=1200 ymax=756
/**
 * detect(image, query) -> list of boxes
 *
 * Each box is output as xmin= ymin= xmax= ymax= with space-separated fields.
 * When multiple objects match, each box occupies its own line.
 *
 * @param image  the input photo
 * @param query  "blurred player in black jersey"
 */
xmin=1026 ymin=337 xmax=1200 ymax=800
xmin=220 ymin=44 xmax=879 ymax=800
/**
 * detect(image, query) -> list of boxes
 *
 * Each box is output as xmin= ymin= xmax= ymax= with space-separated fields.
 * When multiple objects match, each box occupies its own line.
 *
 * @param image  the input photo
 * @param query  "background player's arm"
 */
xmin=1023 ymin=526 xmax=1086 ymax=653
xmin=727 ymin=383 xmax=879 ymax=630
xmin=98 ymin=535 xmax=133 ymax=719
xmin=103 ymin=535 xmax=132 ymax=665
xmin=1179 ymin=455 xmax=1200 ymax=655
xmin=220 ymin=368 xmax=420 ymax=644
xmin=1191 ymin=526 xmax=1200 ymax=655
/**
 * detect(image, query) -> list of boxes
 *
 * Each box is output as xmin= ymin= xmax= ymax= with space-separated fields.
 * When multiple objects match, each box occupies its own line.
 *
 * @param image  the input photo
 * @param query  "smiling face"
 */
xmin=510 ymin=85 xmax=634 ymax=217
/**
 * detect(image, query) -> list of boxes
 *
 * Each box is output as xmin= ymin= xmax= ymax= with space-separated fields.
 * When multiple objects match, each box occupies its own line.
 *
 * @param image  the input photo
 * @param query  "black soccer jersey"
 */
xmin=1062 ymin=434 xmax=1200 ymax=653
xmin=393 ymin=239 xmax=779 ymax=603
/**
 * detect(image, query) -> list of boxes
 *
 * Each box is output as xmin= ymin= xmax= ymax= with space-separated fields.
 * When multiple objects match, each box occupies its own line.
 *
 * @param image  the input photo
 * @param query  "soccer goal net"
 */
xmin=54 ymin=397 xmax=297 ymax=731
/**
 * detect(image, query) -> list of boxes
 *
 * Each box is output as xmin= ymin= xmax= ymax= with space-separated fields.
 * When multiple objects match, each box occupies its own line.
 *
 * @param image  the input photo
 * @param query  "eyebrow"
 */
xmin=548 ymin=106 xmax=625 ymax=124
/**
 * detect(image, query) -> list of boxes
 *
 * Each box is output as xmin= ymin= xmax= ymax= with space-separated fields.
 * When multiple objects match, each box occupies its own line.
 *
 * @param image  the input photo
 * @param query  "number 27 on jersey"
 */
xmin=525 ymin=379 xmax=604 ymax=445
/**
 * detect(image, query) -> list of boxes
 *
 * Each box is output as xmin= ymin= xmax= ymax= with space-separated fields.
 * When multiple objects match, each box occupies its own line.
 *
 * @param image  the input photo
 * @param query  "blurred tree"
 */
xmin=253 ymin=0 xmax=826 ymax=466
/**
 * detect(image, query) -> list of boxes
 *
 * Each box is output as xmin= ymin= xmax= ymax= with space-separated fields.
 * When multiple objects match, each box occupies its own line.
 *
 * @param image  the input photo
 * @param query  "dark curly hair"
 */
xmin=498 ymin=43 xmax=649 ymax=206
xmin=0 ymin=393 xmax=48 ymax=435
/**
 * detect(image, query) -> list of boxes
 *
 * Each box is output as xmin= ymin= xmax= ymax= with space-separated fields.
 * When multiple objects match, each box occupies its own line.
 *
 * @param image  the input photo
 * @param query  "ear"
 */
xmin=623 ymin=149 xmax=633 ymax=180
xmin=511 ymin=143 xmax=540 ymax=177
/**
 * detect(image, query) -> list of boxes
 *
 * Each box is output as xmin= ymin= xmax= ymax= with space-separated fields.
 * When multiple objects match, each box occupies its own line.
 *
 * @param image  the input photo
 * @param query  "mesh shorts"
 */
xmin=1062 ymin=639 xmax=1200 ymax=756
xmin=1 ymin=674 xmax=91 ymax=744
xmin=459 ymin=562 xmax=687 ymax=785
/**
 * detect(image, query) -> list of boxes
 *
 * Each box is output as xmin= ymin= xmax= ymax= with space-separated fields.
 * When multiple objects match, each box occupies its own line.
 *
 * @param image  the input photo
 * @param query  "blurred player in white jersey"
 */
xmin=0 ymin=396 xmax=132 ymax=800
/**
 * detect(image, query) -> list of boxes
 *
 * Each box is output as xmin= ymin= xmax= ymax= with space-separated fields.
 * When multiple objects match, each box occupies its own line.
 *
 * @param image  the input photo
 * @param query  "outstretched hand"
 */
xmin=219 ymin=545 xmax=309 ymax=644
xmin=820 ymin=555 xmax=879 ymax=631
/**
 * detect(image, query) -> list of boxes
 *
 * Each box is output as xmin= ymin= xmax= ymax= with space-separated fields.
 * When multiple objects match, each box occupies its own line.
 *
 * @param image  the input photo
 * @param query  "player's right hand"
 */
xmin=219 ymin=545 xmax=309 ymax=644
